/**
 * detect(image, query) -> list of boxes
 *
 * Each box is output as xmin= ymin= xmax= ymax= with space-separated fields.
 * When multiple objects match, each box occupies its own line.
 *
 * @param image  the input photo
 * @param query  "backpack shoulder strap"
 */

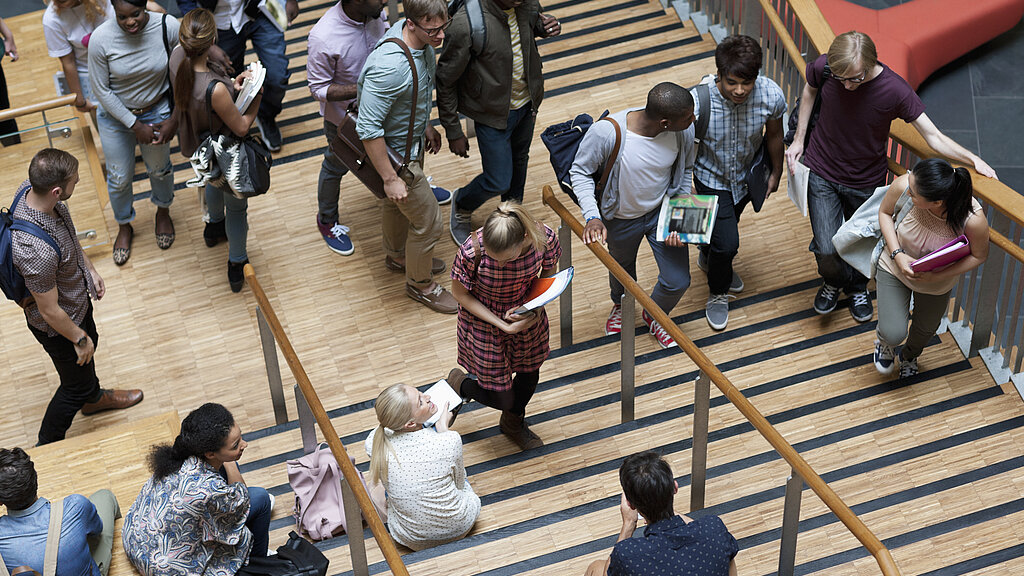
xmin=466 ymin=0 xmax=487 ymax=55
xmin=8 ymin=186 xmax=62 ymax=261
xmin=694 ymin=83 xmax=710 ymax=141
xmin=596 ymin=117 xmax=622 ymax=193
xmin=161 ymin=14 xmax=170 ymax=58
xmin=381 ymin=38 xmax=418 ymax=166
xmin=43 ymin=498 xmax=64 ymax=576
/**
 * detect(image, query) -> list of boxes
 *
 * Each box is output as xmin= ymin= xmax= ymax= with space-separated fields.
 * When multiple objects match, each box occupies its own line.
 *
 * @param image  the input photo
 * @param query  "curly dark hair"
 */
xmin=149 ymin=403 xmax=235 ymax=480
xmin=0 ymin=448 xmax=38 ymax=510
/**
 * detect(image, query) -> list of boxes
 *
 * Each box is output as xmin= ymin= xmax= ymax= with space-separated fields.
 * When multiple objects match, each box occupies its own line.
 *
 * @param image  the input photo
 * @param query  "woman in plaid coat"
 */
xmin=451 ymin=202 xmax=561 ymax=450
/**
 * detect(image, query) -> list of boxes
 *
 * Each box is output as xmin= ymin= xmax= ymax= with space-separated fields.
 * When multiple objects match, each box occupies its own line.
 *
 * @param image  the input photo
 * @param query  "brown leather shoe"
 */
xmin=386 ymin=256 xmax=446 ymax=275
xmin=499 ymin=411 xmax=543 ymax=450
xmin=446 ymin=368 xmax=467 ymax=397
xmin=406 ymin=283 xmax=458 ymax=314
xmin=81 ymin=389 xmax=144 ymax=416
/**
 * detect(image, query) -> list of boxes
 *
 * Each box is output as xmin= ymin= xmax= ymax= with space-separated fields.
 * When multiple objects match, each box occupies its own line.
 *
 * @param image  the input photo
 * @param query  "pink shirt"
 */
xmin=306 ymin=3 xmax=388 ymax=126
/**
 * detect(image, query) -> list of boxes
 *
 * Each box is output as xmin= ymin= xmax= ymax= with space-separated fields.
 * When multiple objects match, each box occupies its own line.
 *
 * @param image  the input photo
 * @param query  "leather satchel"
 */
xmin=332 ymin=38 xmax=419 ymax=199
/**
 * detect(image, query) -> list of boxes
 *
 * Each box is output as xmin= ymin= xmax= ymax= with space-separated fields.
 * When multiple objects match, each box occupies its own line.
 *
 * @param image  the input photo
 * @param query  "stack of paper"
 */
xmin=234 ymin=60 xmax=266 ymax=112
xmin=422 ymin=379 xmax=464 ymax=427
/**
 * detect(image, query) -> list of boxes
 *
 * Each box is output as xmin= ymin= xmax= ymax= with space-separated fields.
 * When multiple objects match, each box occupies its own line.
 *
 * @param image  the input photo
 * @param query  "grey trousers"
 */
xmin=875 ymin=267 xmax=951 ymax=361
xmin=88 ymin=489 xmax=120 ymax=576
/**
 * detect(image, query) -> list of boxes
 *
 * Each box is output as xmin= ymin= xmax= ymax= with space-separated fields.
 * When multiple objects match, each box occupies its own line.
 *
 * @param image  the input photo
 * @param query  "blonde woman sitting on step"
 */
xmin=364 ymin=380 xmax=481 ymax=550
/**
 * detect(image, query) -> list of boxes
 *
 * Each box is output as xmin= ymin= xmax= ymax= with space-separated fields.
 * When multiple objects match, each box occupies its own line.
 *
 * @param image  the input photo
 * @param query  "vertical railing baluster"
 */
xmin=620 ymin=293 xmax=636 ymax=423
xmin=341 ymin=478 xmax=369 ymax=576
xmin=257 ymin=307 xmax=289 ymax=425
xmin=295 ymin=384 xmax=318 ymax=455
xmin=690 ymin=370 xmax=711 ymax=512
xmin=558 ymin=223 xmax=573 ymax=347
xmin=778 ymin=469 xmax=804 ymax=576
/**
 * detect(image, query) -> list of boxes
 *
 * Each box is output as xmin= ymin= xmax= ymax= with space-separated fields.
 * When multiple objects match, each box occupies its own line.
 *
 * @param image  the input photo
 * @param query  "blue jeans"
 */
xmin=96 ymin=98 xmax=175 ymax=224
xmin=605 ymin=206 xmax=691 ymax=313
xmin=245 ymin=486 xmax=273 ymax=557
xmin=217 ymin=15 xmax=289 ymax=121
xmin=206 ymin=184 xmax=249 ymax=263
xmin=807 ymin=170 xmax=877 ymax=292
xmin=317 ymin=120 xmax=350 ymax=224
xmin=455 ymin=103 xmax=535 ymax=212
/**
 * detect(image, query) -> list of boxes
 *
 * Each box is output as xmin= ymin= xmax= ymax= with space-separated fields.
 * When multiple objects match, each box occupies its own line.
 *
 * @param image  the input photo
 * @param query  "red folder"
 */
xmin=910 ymin=235 xmax=970 ymax=272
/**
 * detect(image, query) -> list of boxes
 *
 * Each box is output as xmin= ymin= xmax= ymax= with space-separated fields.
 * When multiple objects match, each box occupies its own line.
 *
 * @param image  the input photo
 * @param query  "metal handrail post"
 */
xmin=558 ymin=223 xmax=574 ymax=346
xmin=779 ymin=469 xmax=805 ymax=576
xmin=690 ymin=370 xmax=711 ymax=512
xmin=256 ymin=308 xmax=289 ymax=425
xmin=340 ymin=478 xmax=369 ymax=576
xmin=294 ymin=384 xmax=318 ymax=455
xmin=620 ymin=293 xmax=635 ymax=423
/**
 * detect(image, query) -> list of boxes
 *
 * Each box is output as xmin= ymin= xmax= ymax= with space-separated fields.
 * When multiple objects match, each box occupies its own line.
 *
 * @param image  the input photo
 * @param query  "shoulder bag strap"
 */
xmin=204 ymin=80 xmax=220 ymax=138
xmin=596 ymin=117 xmax=621 ymax=193
xmin=381 ymin=38 xmax=418 ymax=167
xmin=43 ymin=499 xmax=64 ymax=576
xmin=471 ymin=230 xmax=482 ymax=270
xmin=161 ymin=14 xmax=174 ymax=105
xmin=695 ymin=83 xmax=711 ymax=141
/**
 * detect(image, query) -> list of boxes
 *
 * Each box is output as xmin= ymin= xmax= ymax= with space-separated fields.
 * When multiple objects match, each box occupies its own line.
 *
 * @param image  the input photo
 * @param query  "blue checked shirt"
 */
xmin=690 ymin=75 xmax=786 ymax=203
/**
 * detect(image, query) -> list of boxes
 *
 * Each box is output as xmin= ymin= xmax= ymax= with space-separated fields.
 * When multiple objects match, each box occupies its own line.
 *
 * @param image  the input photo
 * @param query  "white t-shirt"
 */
xmin=615 ymin=128 xmax=680 ymax=219
xmin=42 ymin=0 xmax=114 ymax=74
xmin=214 ymin=0 xmax=251 ymax=33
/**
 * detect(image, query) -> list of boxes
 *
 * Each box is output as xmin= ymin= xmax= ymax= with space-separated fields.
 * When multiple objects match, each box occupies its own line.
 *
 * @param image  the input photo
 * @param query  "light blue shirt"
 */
xmin=356 ymin=20 xmax=436 ymax=159
xmin=0 ymin=496 xmax=103 ymax=576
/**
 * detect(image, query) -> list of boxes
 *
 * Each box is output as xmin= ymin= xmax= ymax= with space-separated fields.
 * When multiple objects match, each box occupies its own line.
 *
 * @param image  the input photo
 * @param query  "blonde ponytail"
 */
xmin=367 ymin=384 xmax=415 ymax=485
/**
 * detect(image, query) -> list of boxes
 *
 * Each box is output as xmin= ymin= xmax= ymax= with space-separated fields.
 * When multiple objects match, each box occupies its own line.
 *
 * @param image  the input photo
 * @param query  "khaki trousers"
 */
xmin=88 ymin=489 xmax=120 ymax=576
xmin=380 ymin=159 xmax=442 ymax=289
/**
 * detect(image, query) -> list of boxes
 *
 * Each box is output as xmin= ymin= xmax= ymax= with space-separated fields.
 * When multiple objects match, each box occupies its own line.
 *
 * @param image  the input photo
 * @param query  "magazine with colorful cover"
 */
xmin=512 ymin=267 xmax=574 ymax=314
xmin=655 ymin=194 xmax=719 ymax=243
xmin=259 ymin=0 xmax=289 ymax=32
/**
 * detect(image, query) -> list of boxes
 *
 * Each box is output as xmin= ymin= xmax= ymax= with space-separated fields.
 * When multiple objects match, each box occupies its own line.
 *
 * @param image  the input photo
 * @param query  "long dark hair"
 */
xmin=149 ymin=403 xmax=235 ymax=480
xmin=173 ymin=8 xmax=218 ymax=116
xmin=912 ymin=158 xmax=974 ymax=231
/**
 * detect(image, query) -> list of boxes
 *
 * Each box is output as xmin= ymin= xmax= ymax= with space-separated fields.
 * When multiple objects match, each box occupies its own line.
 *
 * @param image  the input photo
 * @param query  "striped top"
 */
xmin=504 ymin=8 xmax=531 ymax=110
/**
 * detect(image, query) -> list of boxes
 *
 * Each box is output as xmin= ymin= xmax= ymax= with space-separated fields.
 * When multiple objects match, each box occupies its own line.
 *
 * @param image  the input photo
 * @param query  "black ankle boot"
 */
xmin=228 ymin=259 xmax=248 ymax=292
xmin=204 ymin=220 xmax=227 ymax=247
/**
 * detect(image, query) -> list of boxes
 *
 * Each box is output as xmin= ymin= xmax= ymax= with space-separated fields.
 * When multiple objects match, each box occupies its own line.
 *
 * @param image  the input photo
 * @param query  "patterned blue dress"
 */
xmin=122 ymin=456 xmax=252 ymax=576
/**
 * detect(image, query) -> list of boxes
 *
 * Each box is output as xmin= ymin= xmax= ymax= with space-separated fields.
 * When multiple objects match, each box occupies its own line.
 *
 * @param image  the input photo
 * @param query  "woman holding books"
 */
xmin=169 ymin=8 xmax=262 ymax=292
xmin=873 ymin=158 xmax=988 ymax=378
xmin=450 ymin=202 xmax=561 ymax=450
xmin=365 ymin=382 xmax=481 ymax=551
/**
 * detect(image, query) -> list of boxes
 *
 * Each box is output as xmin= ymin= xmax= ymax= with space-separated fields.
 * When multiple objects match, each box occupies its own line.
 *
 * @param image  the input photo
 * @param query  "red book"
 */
xmin=910 ymin=235 xmax=970 ymax=273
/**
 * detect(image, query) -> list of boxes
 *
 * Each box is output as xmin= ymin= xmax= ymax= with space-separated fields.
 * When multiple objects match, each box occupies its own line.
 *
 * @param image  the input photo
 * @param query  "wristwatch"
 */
xmin=891 ymin=248 xmax=906 ymax=260
xmin=75 ymin=335 xmax=88 ymax=347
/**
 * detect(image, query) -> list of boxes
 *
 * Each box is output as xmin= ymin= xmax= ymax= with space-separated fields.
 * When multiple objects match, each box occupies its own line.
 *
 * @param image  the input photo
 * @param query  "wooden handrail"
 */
xmin=543 ymin=186 xmax=901 ymax=575
xmin=243 ymin=264 xmax=410 ymax=576
xmin=0 ymin=94 xmax=77 ymax=123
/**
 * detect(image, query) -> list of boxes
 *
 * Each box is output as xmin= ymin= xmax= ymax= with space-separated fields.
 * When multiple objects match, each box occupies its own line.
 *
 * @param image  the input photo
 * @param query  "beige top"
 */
xmin=877 ymin=197 xmax=983 ymax=295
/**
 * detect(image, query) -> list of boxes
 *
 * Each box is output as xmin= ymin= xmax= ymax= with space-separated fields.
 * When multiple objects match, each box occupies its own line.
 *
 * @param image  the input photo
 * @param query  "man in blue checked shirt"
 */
xmin=690 ymin=35 xmax=786 ymax=331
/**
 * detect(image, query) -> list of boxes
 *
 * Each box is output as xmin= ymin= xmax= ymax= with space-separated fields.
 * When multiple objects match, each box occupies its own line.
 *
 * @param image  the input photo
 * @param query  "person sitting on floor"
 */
xmin=586 ymin=451 xmax=738 ymax=576
xmin=364 ymin=381 xmax=481 ymax=551
xmin=121 ymin=403 xmax=273 ymax=576
xmin=0 ymin=447 xmax=120 ymax=576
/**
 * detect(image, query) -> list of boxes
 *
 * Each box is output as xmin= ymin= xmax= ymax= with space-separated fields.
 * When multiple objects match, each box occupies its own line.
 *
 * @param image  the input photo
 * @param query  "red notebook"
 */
xmin=910 ymin=235 xmax=970 ymax=273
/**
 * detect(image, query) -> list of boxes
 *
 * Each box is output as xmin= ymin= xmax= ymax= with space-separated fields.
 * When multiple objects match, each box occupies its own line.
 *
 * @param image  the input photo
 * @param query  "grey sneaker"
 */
xmin=705 ymin=293 xmax=733 ymax=330
xmin=450 ymin=200 xmax=473 ymax=246
xmin=898 ymin=353 xmax=919 ymax=379
xmin=696 ymin=247 xmax=743 ymax=293
xmin=873 ymin=339 xmax=896 ymax=375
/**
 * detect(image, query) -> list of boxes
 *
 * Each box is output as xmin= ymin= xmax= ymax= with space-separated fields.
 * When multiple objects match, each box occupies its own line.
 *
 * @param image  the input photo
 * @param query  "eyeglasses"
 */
xmin=831 ymin=70 xmax=867 ymax=84
xmin=414 ymin=18 xmax=453 ymax=37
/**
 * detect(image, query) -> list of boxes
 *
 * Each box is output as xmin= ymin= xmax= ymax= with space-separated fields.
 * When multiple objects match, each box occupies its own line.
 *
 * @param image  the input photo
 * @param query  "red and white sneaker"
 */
xmin=642 ymin=309 xmax=677 ymax=349
xmin=605 ymin=304 xmax=623 ymax=335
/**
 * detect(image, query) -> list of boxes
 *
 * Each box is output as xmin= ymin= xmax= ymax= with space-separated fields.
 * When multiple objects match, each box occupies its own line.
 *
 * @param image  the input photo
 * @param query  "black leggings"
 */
xmin=461 ymin=370 xmax=539 ymax=414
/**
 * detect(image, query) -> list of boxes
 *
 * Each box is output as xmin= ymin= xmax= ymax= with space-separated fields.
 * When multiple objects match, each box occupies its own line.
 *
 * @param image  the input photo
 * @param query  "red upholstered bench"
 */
xmin=815 ymin=0 xmax=1024 ymax=89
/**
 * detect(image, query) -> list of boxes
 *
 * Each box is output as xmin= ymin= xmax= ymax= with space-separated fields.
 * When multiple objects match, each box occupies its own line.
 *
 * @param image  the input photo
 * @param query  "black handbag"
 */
xmin=744 ymin=139 xmax=772 ymax=213
xmin=235 ymin=531 xmax=329 ymax=576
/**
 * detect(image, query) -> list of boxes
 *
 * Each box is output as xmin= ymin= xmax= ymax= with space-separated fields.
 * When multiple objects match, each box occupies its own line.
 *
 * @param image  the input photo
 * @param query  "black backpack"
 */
xmin=540 ymin=111 xmax=621 ymax=208
xmin=447 ymin=0 xmax=487 ymax=55
xmin=0 ymin=182 xmax=61 ymax=305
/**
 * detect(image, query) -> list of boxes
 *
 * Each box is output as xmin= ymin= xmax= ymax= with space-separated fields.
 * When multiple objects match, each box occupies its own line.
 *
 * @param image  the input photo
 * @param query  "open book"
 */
xmin=234 ymin=61 xmax=266 ymax=112
xmin=910 ymin=235 xmax=970 ymax=273
xmin=512 ymin=267 xmax=574 ymax=314
xmin=655 ymin=194 xmax=719 ymax=244
xmin=423 ymin=378 xmax=464 ymax=427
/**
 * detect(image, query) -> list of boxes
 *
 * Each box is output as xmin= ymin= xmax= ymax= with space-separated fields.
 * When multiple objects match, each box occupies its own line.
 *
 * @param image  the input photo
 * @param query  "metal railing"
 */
xmin=544 ymin=186 xmax=901 ymax=576
xmin=244 ymin=264 xmax=409 ymax=576
xmin=677 ymin=0 xmax=1024 ymax=392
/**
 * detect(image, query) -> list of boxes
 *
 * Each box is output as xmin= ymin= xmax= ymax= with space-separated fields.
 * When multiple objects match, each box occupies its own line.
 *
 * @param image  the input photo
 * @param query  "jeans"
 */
xmin=875 ymin=267 xmax=951 ymax=362
xmin=217 ymin=15 xmax=289 ymax=121
xmin=380 ymin=159 xmax=441 ymax=288
xmin=605 ymin=206 xmax=691 ymax=313
xmin=317 ymin=120 xmax=350 ymax=225
xmin=695 ymin=178 xmax=751 ymax=295
xmin=28 ymin=304 xmax=103 ymax=445
xmin=206 ymin=184 xmax=249 ymax=263
xmin=0 ymin=60 xmax=19 ymax=145
xmin=87 ymin=489 xmax=120 ymax=576
xmin=807 ymin=170 xmax=877 ymax=292
xmin=246 ymin=486 xmax=273 ymax=557
xmin=455 ymin=103 xmax=536 ymax=212
xmin=96 ymin=98 xmax=175 ymax=224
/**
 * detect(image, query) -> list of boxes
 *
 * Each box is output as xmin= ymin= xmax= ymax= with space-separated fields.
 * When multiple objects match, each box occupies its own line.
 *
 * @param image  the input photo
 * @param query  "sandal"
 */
xmin=112 ymin=224 xmax=134 ymax=266
xmin=155 ymin=209 xmax=175 ymax=250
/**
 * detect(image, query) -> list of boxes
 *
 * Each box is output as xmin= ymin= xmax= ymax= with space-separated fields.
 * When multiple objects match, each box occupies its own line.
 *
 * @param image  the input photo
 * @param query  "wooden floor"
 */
xmin=2 ymin=0 xmax=1023 ymax=575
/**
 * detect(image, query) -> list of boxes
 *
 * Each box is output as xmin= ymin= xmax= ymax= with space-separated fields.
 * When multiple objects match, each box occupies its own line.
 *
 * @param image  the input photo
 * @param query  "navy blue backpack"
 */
xmin=0 ymin=183 xmax=61 ymax=304
xmin=540 ymin=111 xmax=621 ymax=207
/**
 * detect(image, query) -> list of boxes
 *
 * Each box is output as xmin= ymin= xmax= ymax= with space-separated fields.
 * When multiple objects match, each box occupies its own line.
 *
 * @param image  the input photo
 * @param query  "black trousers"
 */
xmin=28 ymin=305 xmax=103 ymax=445
xmin=461 ymin=371 xmax=540 ymax=414
xmin=0 ymin=61 xmax=21 ymax=146
xmin=695 ymin=178 xmax=751 ymax=296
